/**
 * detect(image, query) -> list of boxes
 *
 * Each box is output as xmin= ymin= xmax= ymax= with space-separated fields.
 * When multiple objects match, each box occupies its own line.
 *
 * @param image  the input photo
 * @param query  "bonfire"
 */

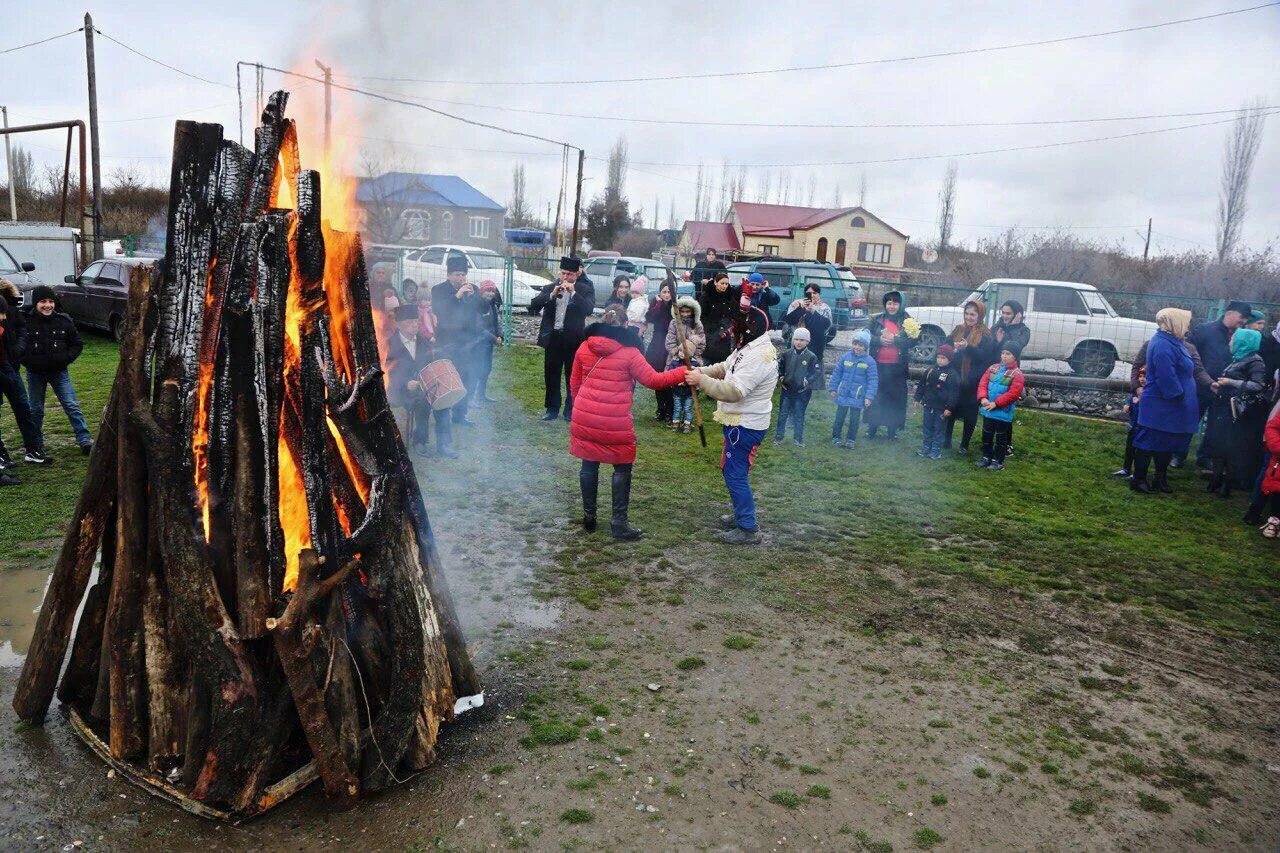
xmin=12 ymin=91 xmax=479 ymax=820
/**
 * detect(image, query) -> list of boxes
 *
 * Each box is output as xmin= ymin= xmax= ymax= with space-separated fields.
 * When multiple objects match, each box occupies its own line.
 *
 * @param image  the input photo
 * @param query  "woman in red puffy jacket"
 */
xmin=569 ymin=306 xmax=686 ymax=540
xmin=1256 ymin=405 xmax=1280 ymax=536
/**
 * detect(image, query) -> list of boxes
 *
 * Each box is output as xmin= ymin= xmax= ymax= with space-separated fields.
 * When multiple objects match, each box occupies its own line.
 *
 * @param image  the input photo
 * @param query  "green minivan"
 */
xmin=724 ymin=261 xmax=868 ymax=330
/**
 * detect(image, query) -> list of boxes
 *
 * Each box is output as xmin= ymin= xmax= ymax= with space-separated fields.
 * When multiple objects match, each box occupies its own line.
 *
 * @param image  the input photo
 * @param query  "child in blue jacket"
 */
xmin=828 ymin=328 xmax=879 ymax=448
xmin=976 ymin=344 xmax=1026 ymax=471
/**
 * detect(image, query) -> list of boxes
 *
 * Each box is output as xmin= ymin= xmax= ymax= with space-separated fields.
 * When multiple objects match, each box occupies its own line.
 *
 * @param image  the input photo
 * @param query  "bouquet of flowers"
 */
xmin=903 ymin=317 xmax=922 ymax=339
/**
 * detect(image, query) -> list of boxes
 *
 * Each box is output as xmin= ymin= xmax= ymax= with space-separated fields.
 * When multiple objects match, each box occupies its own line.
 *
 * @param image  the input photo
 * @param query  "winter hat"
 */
xmin=1226 ymin=300 xmax=1253 ymax=317
xmin=852 ymin=328 xmax=871 ymax=348
xmin=881 ymin=289 xmax=905 ymax=309
xmin=1250 ymin=309 xmax=1266 ymax=324
xmin=792 ymin=327 xmax=811 ymax=343
xmin=937 ymin=343 xmax=956 ymax=360
xmin=559 ymin=256 xmax=582 ymax=272
xmin=746 ymin=272 xmax=766 ymax=285
xmin=446 ymin=254 xmax=468 ymax=274
xmin=1231 ymin=327 xmax=1262 ymax=361
xmin=630 ymin=275 xmax=648 ymax=296
xmin=478 ymin=280 xmax=499 ymax=296
xmin=31 ymin=285 xmax=58 ymax=306
xmin=1000 ymin=341 xmax=1024 ymax=360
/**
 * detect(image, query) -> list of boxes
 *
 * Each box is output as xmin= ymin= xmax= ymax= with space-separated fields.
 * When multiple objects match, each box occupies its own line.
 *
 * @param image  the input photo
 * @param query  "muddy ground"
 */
xmin=2 ymin=365 xmax=1279 ymax=851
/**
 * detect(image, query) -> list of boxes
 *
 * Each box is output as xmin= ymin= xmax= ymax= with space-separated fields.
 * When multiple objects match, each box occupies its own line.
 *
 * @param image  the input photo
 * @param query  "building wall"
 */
xmin=794 ymin=214 xmax=907 ymax=269
xmin=389 ymin=204 xmax=506 ymax=252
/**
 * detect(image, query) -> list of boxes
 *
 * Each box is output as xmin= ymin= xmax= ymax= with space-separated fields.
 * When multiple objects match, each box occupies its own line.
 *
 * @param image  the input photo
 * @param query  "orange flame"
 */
xmin=191 ymin=259 xmax=219 ymax=542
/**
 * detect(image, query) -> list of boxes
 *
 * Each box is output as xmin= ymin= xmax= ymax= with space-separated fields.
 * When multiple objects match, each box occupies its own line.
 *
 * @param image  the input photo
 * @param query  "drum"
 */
xmin=419 ymin=359 xmax=466 ymax=411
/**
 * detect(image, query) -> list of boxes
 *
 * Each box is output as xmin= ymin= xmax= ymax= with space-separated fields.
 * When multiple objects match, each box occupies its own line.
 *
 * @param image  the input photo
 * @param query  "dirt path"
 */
xmin=2 ymin=379 xmax=1279 ymax=851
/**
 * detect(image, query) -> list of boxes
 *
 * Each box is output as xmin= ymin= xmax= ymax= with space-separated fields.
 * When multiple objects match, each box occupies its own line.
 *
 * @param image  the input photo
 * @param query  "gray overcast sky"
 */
xmin=4 ymin=1 xmax=1278 ymax=256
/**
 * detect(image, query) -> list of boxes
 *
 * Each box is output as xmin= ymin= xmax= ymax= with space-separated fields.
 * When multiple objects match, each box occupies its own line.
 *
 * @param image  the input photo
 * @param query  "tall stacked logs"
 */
xmin=13 ymin=91 xmax=479 ymax=820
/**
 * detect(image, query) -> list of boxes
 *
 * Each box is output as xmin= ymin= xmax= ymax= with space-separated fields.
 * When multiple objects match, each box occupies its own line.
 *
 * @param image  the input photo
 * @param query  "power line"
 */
xmin=340 ymin=3 xmax=1280 ymax=86
xmin=239 ymin=62 xmax=581 ymax=151
xmin=94 ymin=29 xmax=233 ymax=88
xmin=624 ymin=110 xmax=1280 ymax=169
xmin=0 ymin=27 xmax=83 ymax=55
xmin=339 ymin=89 xmax=1272 ymax=131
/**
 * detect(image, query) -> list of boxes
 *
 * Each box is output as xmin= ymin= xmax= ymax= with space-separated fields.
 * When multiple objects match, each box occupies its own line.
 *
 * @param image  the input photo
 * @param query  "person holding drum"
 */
xmin=386 ymin=304 xmax=458 ymax=459
xmin=530 ymin=256 xmax=597 ymax=421
xmin=570 ymin=306 xmax=687 ymax=540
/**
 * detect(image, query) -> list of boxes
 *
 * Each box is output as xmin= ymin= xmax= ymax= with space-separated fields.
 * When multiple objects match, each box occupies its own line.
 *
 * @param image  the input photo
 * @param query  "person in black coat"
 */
xmin=529 ymin=256 xmax=596 ymax=421
xmin=942 ymin=299 xmax=997 ymax=453
xmin=1188 ymin=301 xmax=1251 ymax=469
xmin=698 ymin=271 xmax=739 ymax=367
xmin=644 ymin=279 xmax=678 ymax=422
xmin=690 ymin=248 xmax=726 ymax=299
xmin=914 ymin=343 xmax=962 ymax=459
xmin=866 ymin=290 xmax=916 ymax=439
xmin=0 ymin=280 xmax=44 ymax=473
xmin=386 ymin=305 xmax=457 ymax=458
xmin=784 ymin=283 xmax=834 ymax=386
xmin=22 ymin=285 xmax=91 ymax=454
xmin=430 ymin=254 xmax=488 ymax=427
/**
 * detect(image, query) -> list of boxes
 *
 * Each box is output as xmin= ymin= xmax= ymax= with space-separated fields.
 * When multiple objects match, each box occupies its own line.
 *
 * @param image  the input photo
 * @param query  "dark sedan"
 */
xmin=58 ymin=257 xmax=155 ymax=341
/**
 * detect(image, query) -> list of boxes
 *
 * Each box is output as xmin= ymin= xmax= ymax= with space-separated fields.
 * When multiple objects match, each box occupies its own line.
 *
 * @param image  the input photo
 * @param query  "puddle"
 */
xmin=0 ymin=559 xmax=56 ymax=668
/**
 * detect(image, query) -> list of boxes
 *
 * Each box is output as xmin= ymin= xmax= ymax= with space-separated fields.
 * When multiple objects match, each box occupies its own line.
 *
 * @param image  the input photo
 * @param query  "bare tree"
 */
xmin=693 ymin=163 xmax=705 ymax=221
xmin=1215 ymin=101 xmax=1267 ymax=261
xmin=507 ymin=164 xmax=533 ymax=227
xmin=777 ymin=168 xmax=792 ymax=205
xmin=830 ymin=184 xmax=842 ymax=207
xmin=756 ymin=169 xmax=772 ymax=203
xmin=667 ymin=196 xmax=679 ymax=229
xmin=806 ymin=173 xmax=817 ymax=207
xmin=936 ymin=159 xmax=959 ymax=257
xmin=605 ymin=137 xmax=628 ymax=202
xmin=857 ymin=171 xmax=867 ymax=207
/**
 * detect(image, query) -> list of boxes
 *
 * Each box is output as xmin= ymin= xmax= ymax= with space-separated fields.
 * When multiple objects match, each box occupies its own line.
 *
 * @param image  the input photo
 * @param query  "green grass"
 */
xmin=769 ymin=790 xmax=802 ymax=809
xmin=559 ymin=808 xmax=593 ymax=824
xmin=0 ymin=335 xmax=117 ymax=564
xmin=722 ymin=634 xmax=756 ymax=650
xmin=675 ymin=656 xmax=705 ymax=671
xmin=488 ymin=344 xmax=1280 ymax=642
xmin=913 ymin=827 xmax=944 ymax=849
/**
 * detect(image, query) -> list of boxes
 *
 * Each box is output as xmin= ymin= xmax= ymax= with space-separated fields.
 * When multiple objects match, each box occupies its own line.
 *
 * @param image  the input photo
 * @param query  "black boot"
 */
xmin=1130 ymin=477 xmax=1151 ymax=493
xmin=1152 ymin=474 xmax=1173 ymax=494
xmin=580 ymin=464 xmax=598 ymax=532
xmin=1243 ymin=504 xmax=1264 ymax=525
xmin=610 ymin=466 xmax=642 ymax=540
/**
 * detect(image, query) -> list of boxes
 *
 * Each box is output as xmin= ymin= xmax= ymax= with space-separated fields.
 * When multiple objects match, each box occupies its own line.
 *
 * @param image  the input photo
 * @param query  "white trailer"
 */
xmin=0 ymin=222 xmax=82 ymax=297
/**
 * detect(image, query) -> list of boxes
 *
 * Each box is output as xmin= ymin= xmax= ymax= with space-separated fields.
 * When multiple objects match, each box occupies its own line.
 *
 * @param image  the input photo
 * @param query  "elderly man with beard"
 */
xmin=431 ymin=254 xmax=488 ymax=428
xmin=684 ymin=283 xmax=775 ymax=544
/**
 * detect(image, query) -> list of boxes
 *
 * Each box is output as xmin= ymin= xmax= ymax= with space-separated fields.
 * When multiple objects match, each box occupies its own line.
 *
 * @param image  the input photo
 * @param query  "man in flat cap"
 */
xmin=431 ymin=252 xmax=488 ymax=429
xmin=529 ymin=256 xmax=596 ymax=421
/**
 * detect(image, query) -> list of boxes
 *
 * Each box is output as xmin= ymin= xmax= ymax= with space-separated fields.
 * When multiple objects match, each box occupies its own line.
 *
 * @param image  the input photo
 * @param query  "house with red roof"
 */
xmin=678 ymin=202 xmax=909 ymax=278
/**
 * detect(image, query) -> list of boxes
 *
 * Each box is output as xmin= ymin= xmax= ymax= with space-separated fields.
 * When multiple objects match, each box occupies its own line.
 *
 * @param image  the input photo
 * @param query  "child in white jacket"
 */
xmin=626 ymin=276 xmax=649 ymax=331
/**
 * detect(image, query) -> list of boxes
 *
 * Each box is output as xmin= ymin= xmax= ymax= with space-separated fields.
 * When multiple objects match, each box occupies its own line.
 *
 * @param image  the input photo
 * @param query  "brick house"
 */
xmin=356 ymin=172 xmax=506 ymax=252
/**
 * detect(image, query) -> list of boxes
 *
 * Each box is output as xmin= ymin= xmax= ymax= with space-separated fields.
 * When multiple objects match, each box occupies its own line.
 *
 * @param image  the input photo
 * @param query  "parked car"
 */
xmin=0 ymin=239 xmax=50 ymax=305
xmin=908 ymin=278 xmax=1156 ymax=377
xmin=400 ymin=244 xmax=546 ymax=307
xmin=580 ymin=256 xmax=677 ymax=306
xmin=723 ymin=261 xmax=868 ymax=330
xmin=58 ymin=256 xmax=156 ymax=341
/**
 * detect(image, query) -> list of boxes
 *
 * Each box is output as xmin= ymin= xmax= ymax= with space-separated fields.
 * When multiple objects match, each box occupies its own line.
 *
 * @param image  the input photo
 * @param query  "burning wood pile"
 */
xmin=12 ymin=91 xmax=479 ymax=820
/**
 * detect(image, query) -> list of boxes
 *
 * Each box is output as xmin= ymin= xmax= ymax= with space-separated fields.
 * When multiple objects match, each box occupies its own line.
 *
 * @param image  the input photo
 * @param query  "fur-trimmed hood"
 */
xmin=0 ymin=279 xmax=20 ymax=308
xmin=584 ymin=319 xmax=644 ymax=350
xmin=671 ymin=295 xmax=701 ymax=324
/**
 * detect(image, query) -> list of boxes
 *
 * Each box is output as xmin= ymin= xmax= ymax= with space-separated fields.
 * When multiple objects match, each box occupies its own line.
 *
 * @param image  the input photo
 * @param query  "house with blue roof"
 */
xmin=357 ymin=172 xmax=507 ymax=252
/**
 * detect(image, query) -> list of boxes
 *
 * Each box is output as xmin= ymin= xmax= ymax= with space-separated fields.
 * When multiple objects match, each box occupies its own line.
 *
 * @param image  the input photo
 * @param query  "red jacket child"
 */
xmin=1260 ymin=406 xmax=1280 ymax=495
xmin=569 ymin=322 xmax=686 ymax=464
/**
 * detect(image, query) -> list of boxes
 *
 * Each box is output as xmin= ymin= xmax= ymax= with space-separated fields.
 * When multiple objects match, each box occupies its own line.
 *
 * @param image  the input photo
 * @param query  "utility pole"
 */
xmin=315 ymin=59 xmax=332 ymax=162
xmin=570 ymin=148 xmax=584 ymax=256
xmin=84 ymin=13 xmax=103 ymax=261
xmin=1 ymin=107 xmax=16 ymax=221
xmin=1143 ymin=217 xmax=1152 ymax=263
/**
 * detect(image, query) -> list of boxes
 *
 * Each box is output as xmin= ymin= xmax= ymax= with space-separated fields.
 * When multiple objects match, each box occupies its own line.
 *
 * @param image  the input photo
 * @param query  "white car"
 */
xmin=401 ymin=244 xmax=546 ymax=307
xmin=908 ymin=278 xmax=1156 ymax=378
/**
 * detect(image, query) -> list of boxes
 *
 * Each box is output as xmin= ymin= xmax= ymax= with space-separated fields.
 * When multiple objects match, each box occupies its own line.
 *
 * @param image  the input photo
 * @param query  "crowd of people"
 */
xmin=0 ymin=283 xmax=91 ymax=485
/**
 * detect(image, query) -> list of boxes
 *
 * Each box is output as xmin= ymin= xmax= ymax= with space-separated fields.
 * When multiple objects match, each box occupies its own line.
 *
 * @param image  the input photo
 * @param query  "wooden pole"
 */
xmin=84 ymin=14 xmax=103 ymax=261
xmin=570 ymin=147 xmax=584 ymax=256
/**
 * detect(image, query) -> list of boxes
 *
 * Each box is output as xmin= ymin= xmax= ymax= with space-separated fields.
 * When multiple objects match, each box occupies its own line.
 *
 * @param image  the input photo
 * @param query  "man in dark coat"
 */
xmin=691 ymin=248 xmax=726 ymax=299
xmin=0 ymin=280 xmax=44 ymax=475
xmin=1188 ymin=300 xmax=1251 ymax=469
xmin=430 ymin=254 xmax=488 ymax=427
xmin=22 ymin=285 xmax=89 ymax=456
xmin=529 ymin=256 xmax=596 ymax=421
xmin=386 ymin=304 xmax=457 ymax=458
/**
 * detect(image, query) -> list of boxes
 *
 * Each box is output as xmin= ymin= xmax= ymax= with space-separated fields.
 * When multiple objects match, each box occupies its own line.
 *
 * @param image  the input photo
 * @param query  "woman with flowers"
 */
xmin=866 ymin=290 xmax=920 ymax=440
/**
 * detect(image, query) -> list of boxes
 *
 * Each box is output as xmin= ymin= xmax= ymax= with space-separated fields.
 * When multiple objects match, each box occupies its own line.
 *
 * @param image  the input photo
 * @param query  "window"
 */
xmin=77 ymin=261 xmax=103 ymax=286
xmin=851 ymin=216 xmax=865 ymax=228
xmin=1081 ymin=291 xmax=1113 ymax=316
xmin=984 ymin=283 xmax=1030 ymax=310
xmin=1032 ymin=286 xmax=1087 ymax=315
xmin=440 ymin=212 xmax=452 ymax=241
xmin=757 ymin=244 xmax=778 ymax=255
xmin=421 ymin=247 xmax=446 ymax=265
xmin=816 ymin=237 xmax=828 ymax=262
xmin=468 ymin=216 xmax=489 ymax=239
xmin=835 ymin=238 xmax=847 ymax=264
xmin=0 ymin=245 xmax=19 ymax=274
xmin=400 ymin=209 xmax=431 ymax=241
xmin=99 ymin=263 xmax=124 ymax=286
xmin=617 ymin=260 xmax=638 ymax=273
xmin=857 ymin=242 xmax=891 ymax=264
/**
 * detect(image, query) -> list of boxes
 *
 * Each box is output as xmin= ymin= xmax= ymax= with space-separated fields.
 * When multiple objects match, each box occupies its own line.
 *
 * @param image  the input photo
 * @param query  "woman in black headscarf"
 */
xmin=644 ymin=278 xmax=679 ymax=422
xmin=699 ymin=271 xmax=740 ymax=367
xmin=865 ymin=290 xmax=917 ymax=440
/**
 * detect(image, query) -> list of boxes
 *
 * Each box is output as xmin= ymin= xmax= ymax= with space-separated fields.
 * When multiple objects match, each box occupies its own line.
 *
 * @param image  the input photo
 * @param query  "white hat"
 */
xmin=792 ymin=327 xmax=811 ymax=342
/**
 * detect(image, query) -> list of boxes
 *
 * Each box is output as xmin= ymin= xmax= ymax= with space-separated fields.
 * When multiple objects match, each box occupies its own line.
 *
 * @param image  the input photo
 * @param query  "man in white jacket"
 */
xmin=685 ymin=290 xmax=776 ymax=544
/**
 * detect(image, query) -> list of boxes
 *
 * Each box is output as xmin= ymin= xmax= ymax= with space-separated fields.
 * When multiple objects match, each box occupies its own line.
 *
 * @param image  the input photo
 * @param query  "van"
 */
xmin=0 ymin=222 xmax=81 ymax=303
xmin=723 ymin=261 xmax=868 ymax=330
xmin=580 ymin=256 xmax=677 ymax=306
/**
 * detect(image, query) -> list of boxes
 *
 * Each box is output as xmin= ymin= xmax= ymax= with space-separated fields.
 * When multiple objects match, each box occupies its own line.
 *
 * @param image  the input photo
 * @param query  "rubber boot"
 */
xmin=579 ymin=465 xmax=598 ymax=532
xmin=610 ymin=466 xmax=642 ymax=540
xmin=1152 ymin=473 xmax=1173 ymax=494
